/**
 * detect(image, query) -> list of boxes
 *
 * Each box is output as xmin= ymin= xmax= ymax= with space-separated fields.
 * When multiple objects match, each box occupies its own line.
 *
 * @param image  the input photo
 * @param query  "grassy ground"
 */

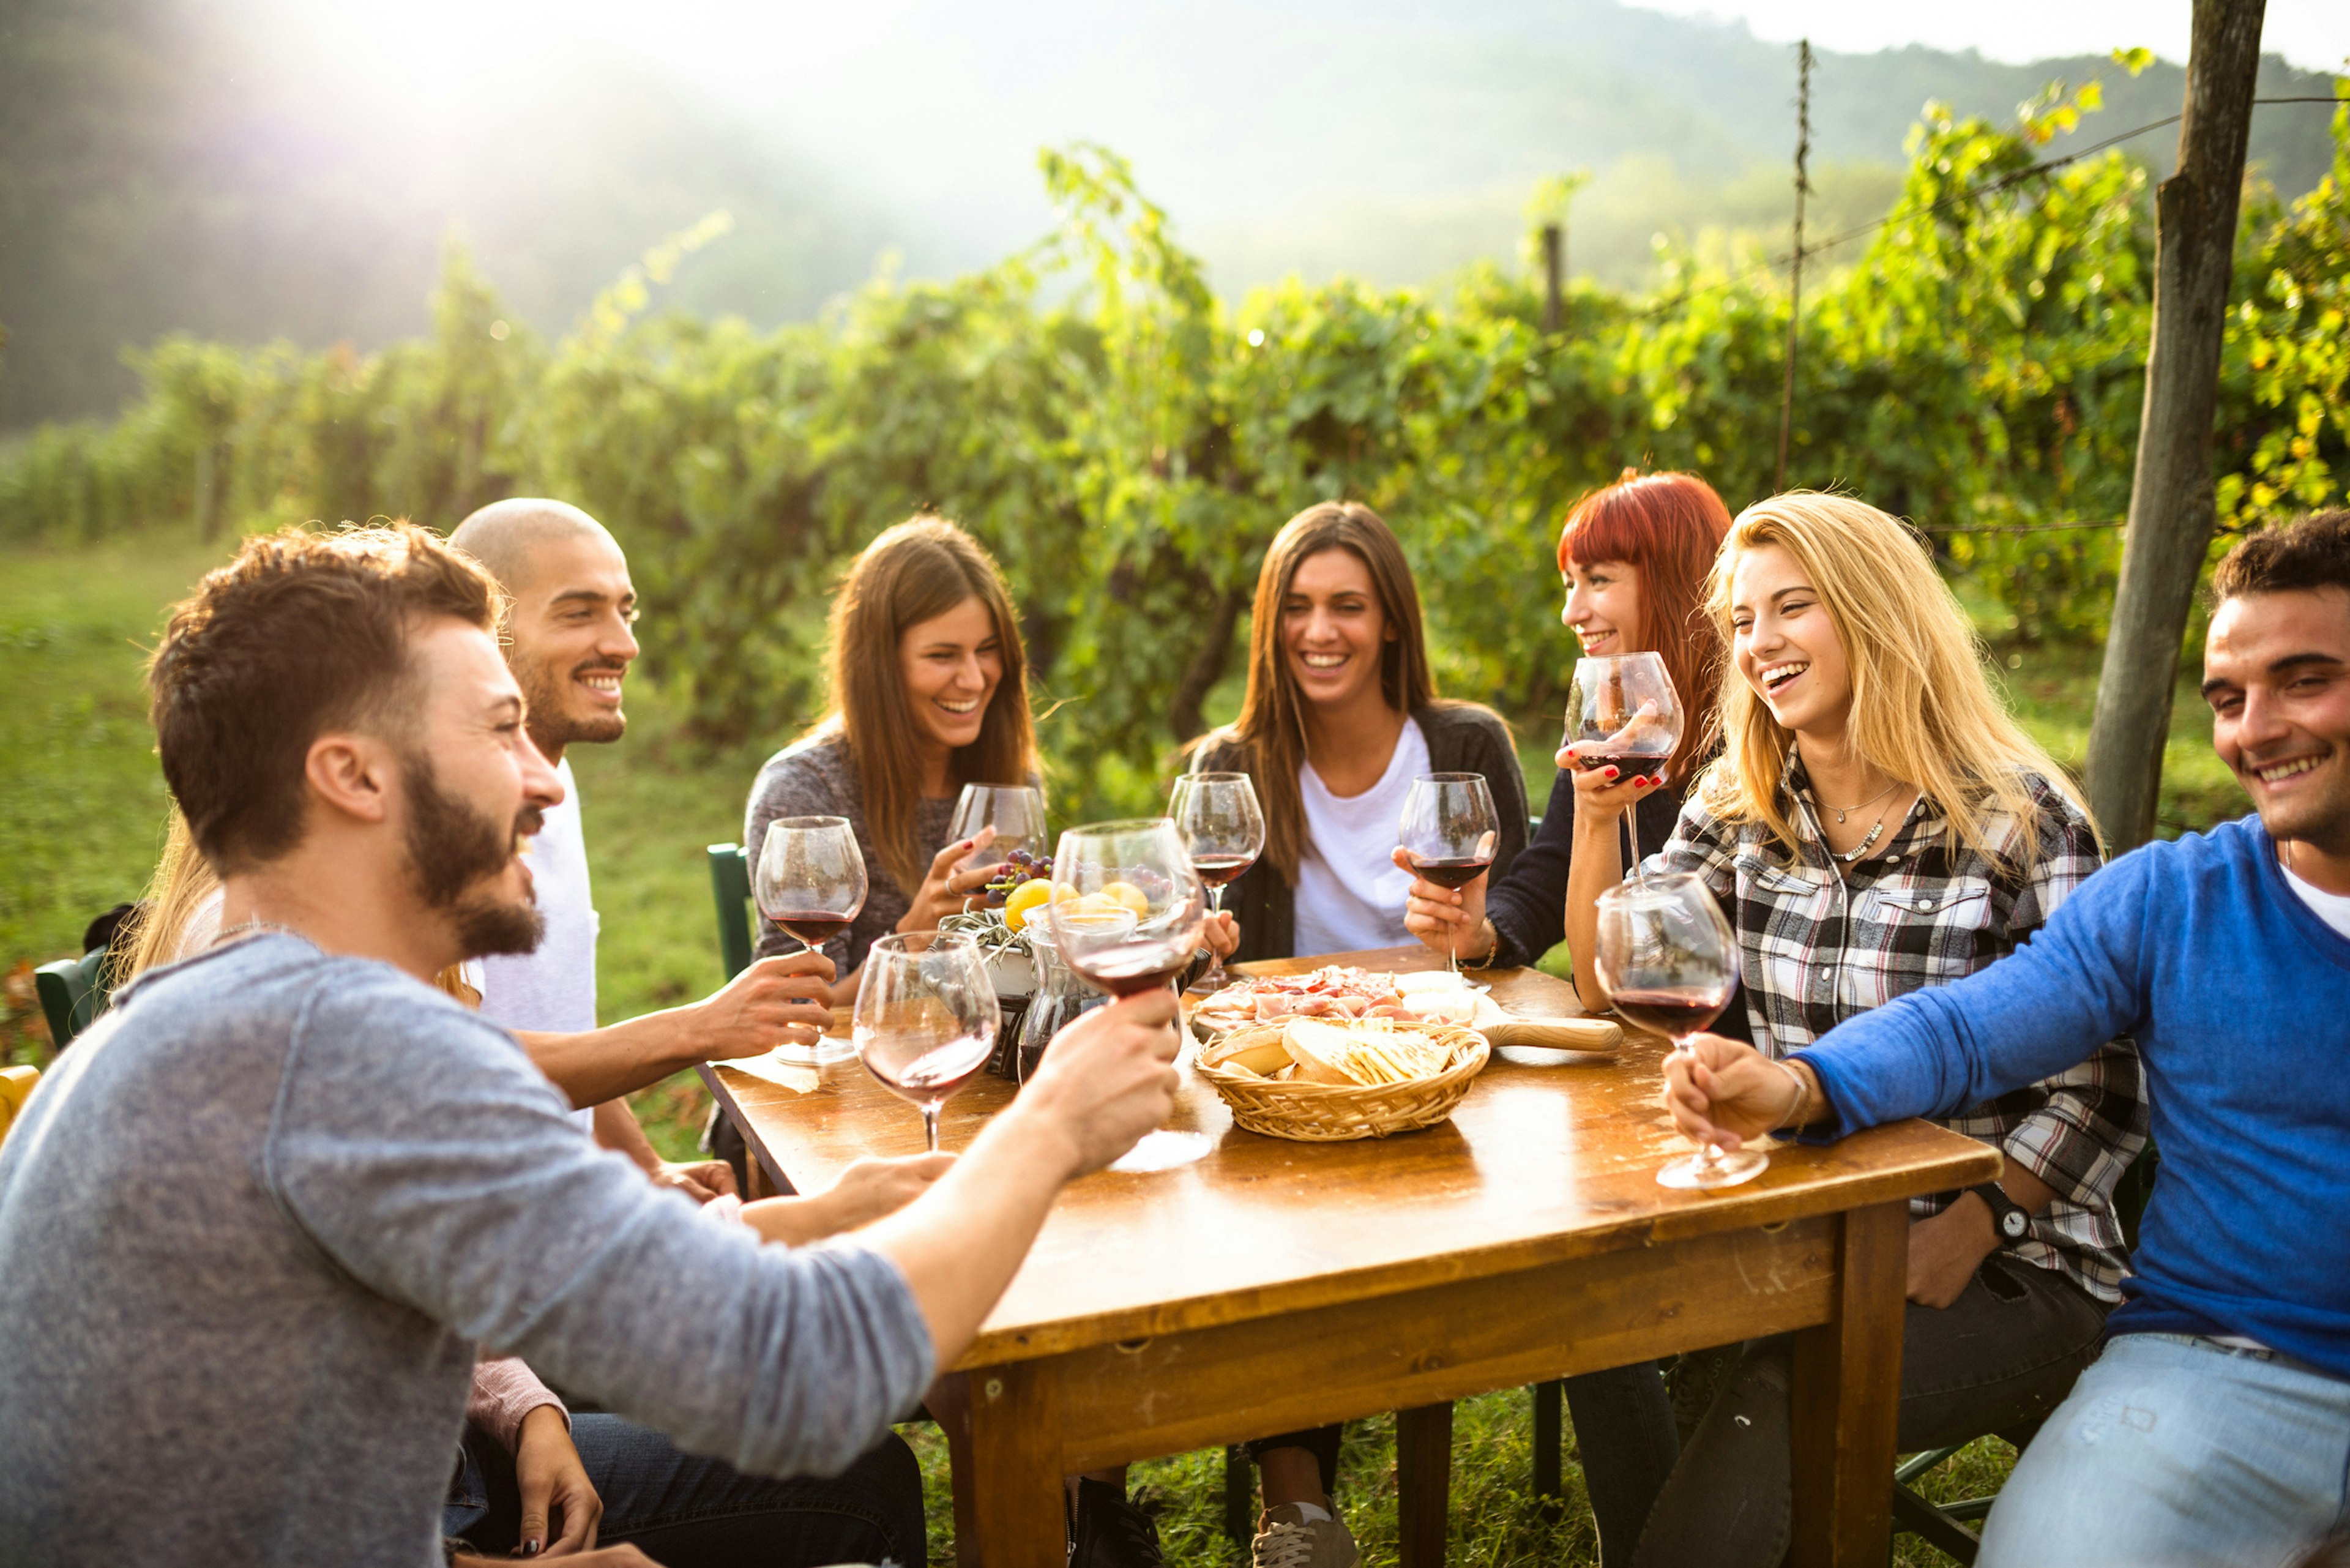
xmin=0 ymin=529 xmax=2249 ymax=1564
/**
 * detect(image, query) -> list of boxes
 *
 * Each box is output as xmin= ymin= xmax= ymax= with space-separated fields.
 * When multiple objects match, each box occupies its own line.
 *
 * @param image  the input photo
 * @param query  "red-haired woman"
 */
xmin=1396 ymin=468 xmax=1735 ymax=1568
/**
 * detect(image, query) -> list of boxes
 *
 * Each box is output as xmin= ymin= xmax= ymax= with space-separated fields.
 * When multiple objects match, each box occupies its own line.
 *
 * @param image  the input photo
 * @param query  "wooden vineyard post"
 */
xmin=2084 ymin=0 xmax=2268 ymax=849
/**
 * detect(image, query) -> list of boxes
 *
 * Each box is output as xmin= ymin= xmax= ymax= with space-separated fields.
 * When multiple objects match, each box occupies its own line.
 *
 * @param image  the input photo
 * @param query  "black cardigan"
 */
xmin=1483 ymin=769 xmax=1688 ymax=969
xmin=1189 ymin=702 xmax=1530 ymax=964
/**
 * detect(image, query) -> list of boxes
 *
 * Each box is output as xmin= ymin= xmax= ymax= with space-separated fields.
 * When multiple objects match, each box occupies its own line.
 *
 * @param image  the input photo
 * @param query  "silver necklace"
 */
xmin=209 ymin=917 xmax=308 ymax=948
xmin=1819 ymin=777 xmax=1900 ymax=825
xmin=1830 ymin=796 xmax=1900 ymax=864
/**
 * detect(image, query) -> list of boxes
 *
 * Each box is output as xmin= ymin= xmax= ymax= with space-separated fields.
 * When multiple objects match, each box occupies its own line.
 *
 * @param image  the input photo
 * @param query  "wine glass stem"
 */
xmin=921 ymin=1103 xmax=942 ymax=1154
xmin=1625 ymin=805 xmax=1641 ymax=884
xmin=1198 ymin=885 xmax=1229 ymax=990
xmin=1674 ymin=1039 xmax=1723 ymax=1171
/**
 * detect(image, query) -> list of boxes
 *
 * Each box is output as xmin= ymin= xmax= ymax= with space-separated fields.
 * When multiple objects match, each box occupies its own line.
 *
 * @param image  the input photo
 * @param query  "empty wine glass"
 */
xmin=1045 ymin=819 xmax=1209 ymax=999
xmin=1592 ymin=871 xmax=1757 ymax=1190
xmin=1169 ymin=772 xmax=1263 ymax=993
xmin=1567 ymin=653 xmax=1685 ymax=880
xmin=851 ymin=931 xmax=999 ymax=1153
xmin=947 ymin=784 xmax=1050 ymax=906
xmin=1397 ymin=774 xmax=1500 ymax=976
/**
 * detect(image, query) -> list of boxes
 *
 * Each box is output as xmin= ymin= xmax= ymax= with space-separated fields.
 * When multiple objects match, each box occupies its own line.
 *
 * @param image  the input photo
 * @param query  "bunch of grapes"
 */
xmin=980 ymin=846 xmax=1054 ymax=908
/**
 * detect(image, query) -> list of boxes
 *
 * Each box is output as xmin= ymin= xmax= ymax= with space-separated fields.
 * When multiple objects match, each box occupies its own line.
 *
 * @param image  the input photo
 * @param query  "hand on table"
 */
xmin=898 ymin=827 xmax=1004 ymax=933
xmin=1662 ymin=1032 xmax=1807 ymax=1152
xmin=1906 ymin=1196 xmax=2001 ymax=1309
xmin=1391 ymin=845 xmax=1493 ymax=963
xmin=649 ymin=1159 xmax=737 ymax=1204
xmin=740 ymin=1152 xmax=957 ymax=1245
xmin=1013 ymin=989 xmax=1182 ymax=1177
xmin=693 ymin=949 xmax=838 ymax=1058
xmin=513 ymin=1403 xmax=602 ymax=1556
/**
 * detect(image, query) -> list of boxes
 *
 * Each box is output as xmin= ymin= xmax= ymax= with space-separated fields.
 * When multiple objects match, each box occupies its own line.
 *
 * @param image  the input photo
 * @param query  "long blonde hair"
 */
xmin=803 ymin=517 xmax=1039 ymax=897
xmin=118 ymin=807 xmax=477 ymax=1004
xmin=1700 ymin=493 xmax=2093 ymax=863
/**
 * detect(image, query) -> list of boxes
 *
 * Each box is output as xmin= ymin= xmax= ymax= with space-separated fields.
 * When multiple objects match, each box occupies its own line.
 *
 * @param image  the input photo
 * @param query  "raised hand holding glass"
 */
xmin=1168 ymin=772 xmax=1263 ymax=993
xmin=1398 ymin=773 xmax=1500 ymax=975
xmin=1567 ymin=652 xmax=1685 ymax=877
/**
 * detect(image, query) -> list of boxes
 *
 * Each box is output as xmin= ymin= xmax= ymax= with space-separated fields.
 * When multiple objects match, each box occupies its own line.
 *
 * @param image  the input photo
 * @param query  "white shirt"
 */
xmin=2285 ymin=862 xmax=2350 ymax=941
xmin=467 ymin=756 xmax=599 ymax=1131
xmin=1292 ymin=718 xmax=1430 ymax=958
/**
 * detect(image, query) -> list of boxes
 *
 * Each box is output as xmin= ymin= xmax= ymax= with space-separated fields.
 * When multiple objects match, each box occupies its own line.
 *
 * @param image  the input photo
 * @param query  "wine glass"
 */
xmin=851 ymin=931 xmax=999 ymax=1152
xmin=1592 ymin=871 xmax=1758 ymax=1189
xmin=754 ymin=815 xmax=868 ymax=1066
xmin=1397 ymin=774 xmax=1500 ymax=976
xmin=1168 ymin=772 xmax=1263 ymax=993
xmin=1045 ymin=819 xmax=1209 ymax=999
xmin=947 ymin=784 xmax=1050 ymax=906
xmin=755 ymin=815 xmax=868 ymax=956
xmin=1567 ymin=652 xmax=1685 ymax=880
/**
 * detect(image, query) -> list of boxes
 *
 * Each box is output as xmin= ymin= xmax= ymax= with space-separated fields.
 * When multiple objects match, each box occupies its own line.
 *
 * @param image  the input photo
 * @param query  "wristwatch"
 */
xmin=1970 ymin=1181 xmax=2031 ymax=1246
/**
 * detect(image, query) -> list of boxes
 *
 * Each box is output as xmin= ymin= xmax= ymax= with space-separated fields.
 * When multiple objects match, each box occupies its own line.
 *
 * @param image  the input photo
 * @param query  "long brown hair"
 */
xmin=1701 ymin=492 xmax=2092 ymax=862
xmin=1559 ymin=469 xmax=1733 ymax=784
xmin=1220 ymin=502 xmax=1440 ymax=884
xmin=804 ymin=517 xmax=1038 ymax=897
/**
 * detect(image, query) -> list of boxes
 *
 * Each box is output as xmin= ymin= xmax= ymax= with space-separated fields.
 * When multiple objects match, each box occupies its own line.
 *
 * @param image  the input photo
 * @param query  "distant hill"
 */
xmin=1 ymin=0 xmax=2338 ymax=429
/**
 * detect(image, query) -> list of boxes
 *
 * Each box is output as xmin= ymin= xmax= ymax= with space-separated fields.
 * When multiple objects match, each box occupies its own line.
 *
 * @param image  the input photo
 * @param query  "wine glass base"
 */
xmin=772 ymin=1035 xmax=859 ymax=1069
xmin=1655 ymin=1146 xmax=1769 ymax=1190
xmin=1107 ymin=1128 xmax=1212 ymax=1173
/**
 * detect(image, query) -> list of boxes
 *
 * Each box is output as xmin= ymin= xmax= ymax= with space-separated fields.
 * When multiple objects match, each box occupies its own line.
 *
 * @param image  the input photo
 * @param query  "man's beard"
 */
xmin=517 ymin=651 xmax=627 ymax=755
xmin=403 ymin=753 xmax=546 ymax=959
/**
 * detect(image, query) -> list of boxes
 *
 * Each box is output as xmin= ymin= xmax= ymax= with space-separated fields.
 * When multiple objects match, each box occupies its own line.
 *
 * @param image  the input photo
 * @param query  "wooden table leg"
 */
xmin=1397 ymin=1400 xmax=1453 ymax=1568
xmin=1789 ymin=1200 xmax=1906 ymax=1567
xmin=968 ymin=1361 xmax=1064 ymax=1567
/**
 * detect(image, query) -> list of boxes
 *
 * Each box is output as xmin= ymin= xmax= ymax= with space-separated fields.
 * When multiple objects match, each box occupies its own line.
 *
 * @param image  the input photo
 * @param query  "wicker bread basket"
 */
xmin=1195 ymin=1018 xmax=1490 ymax=1141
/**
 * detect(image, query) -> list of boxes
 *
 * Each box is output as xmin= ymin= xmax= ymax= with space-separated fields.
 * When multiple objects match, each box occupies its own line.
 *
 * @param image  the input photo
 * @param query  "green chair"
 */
xmin=709 ymin=843 xmax=753 ymax=982
xmin=34 ymin=947 xmax=113 ymax=1048
xmin=1889 ymin=1140 xmax=2164 ymax=1563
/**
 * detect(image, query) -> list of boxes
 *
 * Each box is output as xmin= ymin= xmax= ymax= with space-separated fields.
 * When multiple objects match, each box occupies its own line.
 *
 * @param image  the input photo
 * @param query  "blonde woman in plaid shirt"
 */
xmin=1562 ymin=493 xmax=2149 ymax=1568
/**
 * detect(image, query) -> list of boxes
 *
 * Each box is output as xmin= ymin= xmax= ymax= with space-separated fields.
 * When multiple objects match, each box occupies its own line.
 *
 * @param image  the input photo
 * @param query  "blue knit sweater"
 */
xmin=1793 ymin=815 xmax=2350 ymax=1380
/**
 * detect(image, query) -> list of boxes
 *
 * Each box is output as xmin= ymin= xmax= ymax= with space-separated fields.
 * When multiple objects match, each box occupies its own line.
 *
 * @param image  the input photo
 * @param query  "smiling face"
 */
xmin=1283 ymin=546 xmax=1395 ymax=712
xmin=2203 ymin=588 xmax=2350 ymax=854
xmin=505 ymin=529 xmax=638 ymax=763
xmin=1728 ymin=541 xmax=1854 ymax=741
xmin=898 ymin=595 xmax=1005 ymax=758
xmin=1562 ymin=556 xmax=1644 ymax=657
xmin=400 ymin=618 xmax=564 ymax=957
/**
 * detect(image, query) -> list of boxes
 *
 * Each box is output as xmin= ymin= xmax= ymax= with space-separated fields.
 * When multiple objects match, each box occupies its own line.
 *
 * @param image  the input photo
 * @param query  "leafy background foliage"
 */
xmin=4 ymin=89 xmax=2346 ymax=827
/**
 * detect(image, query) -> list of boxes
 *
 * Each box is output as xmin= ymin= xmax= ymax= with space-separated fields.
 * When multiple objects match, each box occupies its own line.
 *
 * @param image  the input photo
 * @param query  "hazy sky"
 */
xmin=1631 ymin=1 xmax=2349 ymax=73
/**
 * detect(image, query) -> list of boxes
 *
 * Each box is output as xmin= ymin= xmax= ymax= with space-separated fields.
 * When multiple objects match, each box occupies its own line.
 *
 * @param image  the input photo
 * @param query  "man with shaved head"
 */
xmin=449 ymin=498 xmax=826 ymax=1193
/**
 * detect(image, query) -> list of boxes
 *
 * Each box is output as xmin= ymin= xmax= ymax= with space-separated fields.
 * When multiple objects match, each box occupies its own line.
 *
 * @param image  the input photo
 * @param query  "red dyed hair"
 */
xmin=1557 ymin=469 xmax=1733 ymax=784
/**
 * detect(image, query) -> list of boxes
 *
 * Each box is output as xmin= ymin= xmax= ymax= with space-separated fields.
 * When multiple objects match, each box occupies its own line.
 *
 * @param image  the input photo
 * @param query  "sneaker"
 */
xmin=1068 ymin=1477 xmax=1164 ymax=1568
xmin=1251 ymin=1503 xmax=1360 ymax=1568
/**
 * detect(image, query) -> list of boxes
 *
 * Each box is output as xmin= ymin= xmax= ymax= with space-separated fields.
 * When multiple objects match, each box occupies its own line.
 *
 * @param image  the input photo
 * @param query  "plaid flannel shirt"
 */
xmin=1641 ymin=760 xmax=2147 ymax=1302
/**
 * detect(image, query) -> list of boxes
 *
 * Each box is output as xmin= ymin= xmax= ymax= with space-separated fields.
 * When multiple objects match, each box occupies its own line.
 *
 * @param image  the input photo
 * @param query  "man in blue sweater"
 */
xmin=1660 ymin=508 xmax=2350 ymax=1567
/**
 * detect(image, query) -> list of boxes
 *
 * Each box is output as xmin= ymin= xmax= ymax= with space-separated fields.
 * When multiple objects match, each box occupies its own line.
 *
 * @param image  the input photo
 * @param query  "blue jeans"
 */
xmin=1980 ymin=1332 xmax=2350 ymax=1568
xmin=444 ymin=1414 xmax=926 ymax=1567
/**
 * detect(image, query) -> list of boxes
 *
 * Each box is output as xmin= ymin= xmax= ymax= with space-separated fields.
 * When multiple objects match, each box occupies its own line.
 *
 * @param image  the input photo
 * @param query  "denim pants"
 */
xmin=1630 ymin=1253 xmax=2108 ymax=1568
xmin=1977 ymin=1332 xmax=2350 ymax=1568
xmin=444 ymin=1414 xmax=927 ymax=1567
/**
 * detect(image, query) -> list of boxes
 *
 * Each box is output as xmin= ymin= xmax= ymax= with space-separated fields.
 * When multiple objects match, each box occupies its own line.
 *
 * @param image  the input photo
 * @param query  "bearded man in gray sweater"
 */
xmin=0 ymin=522 xmax=1181 ymax=1568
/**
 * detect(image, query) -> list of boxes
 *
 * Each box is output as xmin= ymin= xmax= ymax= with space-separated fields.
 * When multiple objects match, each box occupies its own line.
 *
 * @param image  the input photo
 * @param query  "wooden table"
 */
xmin=706 ymin=946 xmax=1996 ymax=1567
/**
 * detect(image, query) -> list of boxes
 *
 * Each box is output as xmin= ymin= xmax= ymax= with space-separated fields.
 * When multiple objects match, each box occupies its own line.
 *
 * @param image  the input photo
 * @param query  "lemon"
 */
xmin=1100 ymin=880 xmax=1152 ymax=917
xmin=1002 ymin=878 xmax=1055 ymax=932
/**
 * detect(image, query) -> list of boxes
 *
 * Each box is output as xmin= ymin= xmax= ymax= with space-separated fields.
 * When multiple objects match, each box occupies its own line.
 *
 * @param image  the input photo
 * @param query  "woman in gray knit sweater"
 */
xmin=744 ymin=517 xmax=1045 ymax=1004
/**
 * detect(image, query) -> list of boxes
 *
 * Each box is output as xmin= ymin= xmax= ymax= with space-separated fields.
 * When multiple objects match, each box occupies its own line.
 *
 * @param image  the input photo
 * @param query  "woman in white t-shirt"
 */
xmin=1183 ymin=499 xmax=1526 ymax=1557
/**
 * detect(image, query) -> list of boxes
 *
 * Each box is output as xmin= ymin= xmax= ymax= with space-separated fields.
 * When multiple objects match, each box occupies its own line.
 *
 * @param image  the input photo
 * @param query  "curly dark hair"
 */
xmin=2211 ymin=509 xmax=2350 ymax=605
xmin=147 ymin=523 xmax=502 ymax=873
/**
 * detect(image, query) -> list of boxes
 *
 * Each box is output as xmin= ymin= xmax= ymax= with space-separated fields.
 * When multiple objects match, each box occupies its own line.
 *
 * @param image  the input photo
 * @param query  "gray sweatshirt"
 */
xmin=0 ymin=934 xmax=934 ymax=1568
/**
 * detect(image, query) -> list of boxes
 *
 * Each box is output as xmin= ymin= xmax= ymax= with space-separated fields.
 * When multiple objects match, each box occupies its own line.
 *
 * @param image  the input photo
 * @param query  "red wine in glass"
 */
xmin=852 ymin=932 xmax=999 ymax=1152
xmin=1067 ymin=938 xmax=1199 ymax=998
xmin=1192 ymin=853 xmax=1256 ymax=889
xmin=1409 ymin=854 xmax=1493 ymax=891
xmin=1607 ymin=987 xmax=1728 ymax=1040
xmin=1573 ymin=749 xmax=1673 ymax=775
xmin=772 ymin=913 xmax=854 ymax=948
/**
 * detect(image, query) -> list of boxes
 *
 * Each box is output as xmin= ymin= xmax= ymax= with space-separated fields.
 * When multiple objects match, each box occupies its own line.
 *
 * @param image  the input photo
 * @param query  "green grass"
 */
xmin=0 ymin=531 xmax=2255 ymax=1565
